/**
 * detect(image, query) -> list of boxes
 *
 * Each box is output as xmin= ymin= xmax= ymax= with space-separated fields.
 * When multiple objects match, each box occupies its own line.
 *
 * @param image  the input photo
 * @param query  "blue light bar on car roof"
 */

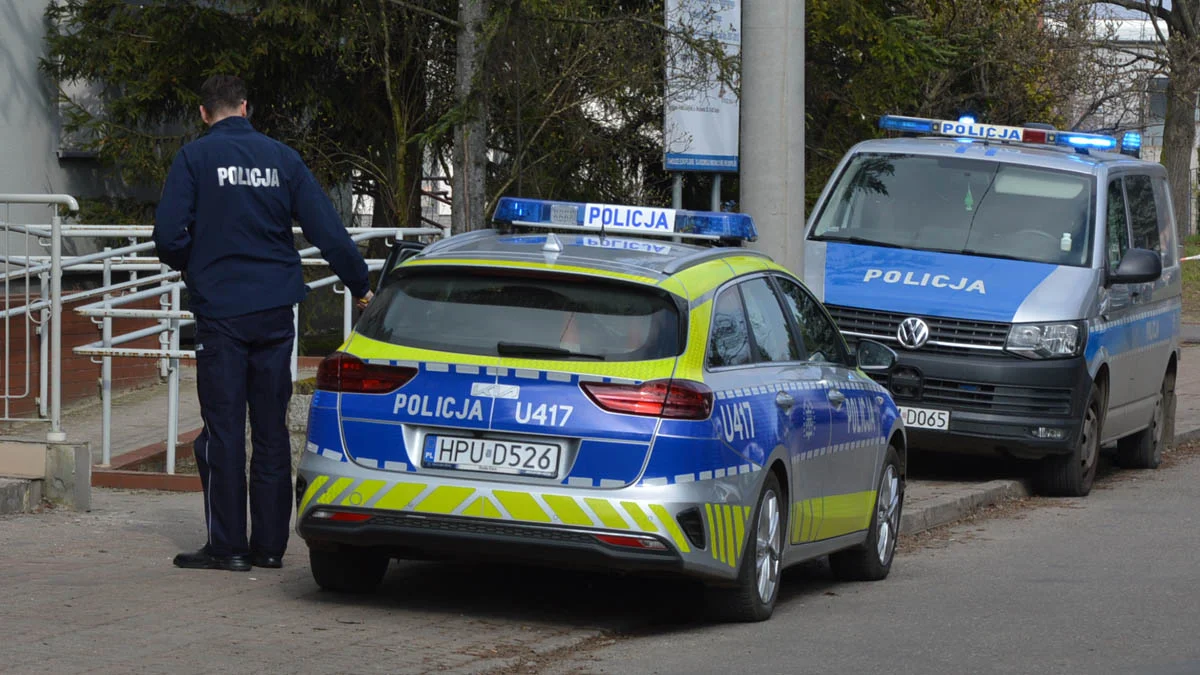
xmin=879 ymin=115 xmax=1118 ymax=151
xmin=492 ymin=197 xmax=758 ymax=242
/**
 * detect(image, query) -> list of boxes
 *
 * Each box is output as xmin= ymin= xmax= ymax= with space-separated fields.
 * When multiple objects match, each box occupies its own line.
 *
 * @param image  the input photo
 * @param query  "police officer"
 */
xmin=154 ymin=75 xmax=372 ymax=572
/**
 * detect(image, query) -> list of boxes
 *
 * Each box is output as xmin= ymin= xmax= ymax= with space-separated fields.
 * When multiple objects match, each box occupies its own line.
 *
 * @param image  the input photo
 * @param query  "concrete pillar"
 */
xmin=740 ymin=1 xmax=805 ymax=275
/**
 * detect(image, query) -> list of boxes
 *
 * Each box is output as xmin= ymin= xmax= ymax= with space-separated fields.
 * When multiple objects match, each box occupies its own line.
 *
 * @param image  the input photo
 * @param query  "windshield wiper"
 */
xmin=958 ymin=249 xmax=1029 ymax=262
xmin=811 ymin=235 xmax=903 ymax=249
xmin=496 ymin=341 xmax=606 ymax=360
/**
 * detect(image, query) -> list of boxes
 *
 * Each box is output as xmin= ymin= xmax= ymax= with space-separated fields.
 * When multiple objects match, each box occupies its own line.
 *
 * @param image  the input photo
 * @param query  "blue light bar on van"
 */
xmin=1056 ymin=132 xmax=1117 ymax=151
xmin=1121 ymin=131 xmax=1142 ymax=157
xmin=879 ymin=115 xmax=1120 ymax=152
xmin=492 ymin=197 xmax=758 ymax=241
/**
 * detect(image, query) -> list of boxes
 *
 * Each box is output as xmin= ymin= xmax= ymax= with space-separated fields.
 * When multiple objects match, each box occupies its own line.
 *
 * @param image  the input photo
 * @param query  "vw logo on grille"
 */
xmin=897 ymin=317 xmax=930 ymax=350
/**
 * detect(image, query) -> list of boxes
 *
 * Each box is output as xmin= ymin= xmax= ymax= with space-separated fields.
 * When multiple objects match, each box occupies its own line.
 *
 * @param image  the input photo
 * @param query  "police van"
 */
xmin=803 ymin=115 xmax=1181 ymax=497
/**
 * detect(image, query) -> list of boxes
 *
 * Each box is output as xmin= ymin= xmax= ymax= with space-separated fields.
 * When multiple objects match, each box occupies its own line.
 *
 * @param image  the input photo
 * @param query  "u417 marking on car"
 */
xmin=719 ymin=401 xmax=757 ymax=443
xmin=515 ymin=402 xmax=574 ymax=427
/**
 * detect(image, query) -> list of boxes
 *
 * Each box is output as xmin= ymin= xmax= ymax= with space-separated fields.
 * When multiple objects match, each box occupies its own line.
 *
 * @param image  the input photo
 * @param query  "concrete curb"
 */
xmin=900 ymin=426 xmax=1200 ymax=536
xmin=0 ymin=477 xmax=42 ymax=515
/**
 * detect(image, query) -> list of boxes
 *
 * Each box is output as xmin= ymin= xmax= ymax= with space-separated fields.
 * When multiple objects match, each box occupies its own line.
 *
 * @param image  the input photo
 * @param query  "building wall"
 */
xmin=0 ymin=0 xmax=105 ymax=222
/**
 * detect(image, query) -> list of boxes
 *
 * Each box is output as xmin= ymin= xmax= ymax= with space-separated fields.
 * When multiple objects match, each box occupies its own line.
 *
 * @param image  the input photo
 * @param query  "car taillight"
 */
xmin=580 ymin=379 xmax=713 ymax=420
xmin=316 ymin=352 xmax=417 ymax=394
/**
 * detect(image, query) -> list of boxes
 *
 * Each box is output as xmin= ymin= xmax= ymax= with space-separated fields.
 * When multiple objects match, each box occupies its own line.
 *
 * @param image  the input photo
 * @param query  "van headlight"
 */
xmin=1005 ymin=322 xmax=1084 ymax=359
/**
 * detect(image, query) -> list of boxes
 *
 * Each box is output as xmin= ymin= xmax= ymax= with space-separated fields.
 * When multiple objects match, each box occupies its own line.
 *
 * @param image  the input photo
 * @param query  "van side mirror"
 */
xmin=856 ymin=339 xmax=897 ymax=372
xmin=1108 ymin=248 xmax=1162 ymax=286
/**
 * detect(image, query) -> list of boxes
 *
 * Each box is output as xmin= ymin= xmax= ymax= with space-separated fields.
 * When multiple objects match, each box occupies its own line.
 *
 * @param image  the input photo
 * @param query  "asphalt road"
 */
xmin=4 ymin=451 xmax=1198 ymax=674
xmin=546 ymin=450 xmax=1200 ymax=675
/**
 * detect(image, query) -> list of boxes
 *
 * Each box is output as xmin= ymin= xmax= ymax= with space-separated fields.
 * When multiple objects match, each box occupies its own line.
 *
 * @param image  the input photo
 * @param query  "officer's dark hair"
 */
xmin=200 ymin=75 xmax=247 ymax=115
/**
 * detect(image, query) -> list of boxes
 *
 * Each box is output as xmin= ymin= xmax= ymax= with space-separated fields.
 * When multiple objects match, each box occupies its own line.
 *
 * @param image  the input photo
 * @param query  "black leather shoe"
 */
xmin=173 ymin=547 xmax=251 ymax=572
xmin=251 ymin=553 xmax=283 ymax=569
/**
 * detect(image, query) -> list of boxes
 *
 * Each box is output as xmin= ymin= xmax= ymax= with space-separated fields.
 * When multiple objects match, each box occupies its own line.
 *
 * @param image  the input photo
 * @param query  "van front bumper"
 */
xmin=871 ymin=352 xmax=1092 ymax=459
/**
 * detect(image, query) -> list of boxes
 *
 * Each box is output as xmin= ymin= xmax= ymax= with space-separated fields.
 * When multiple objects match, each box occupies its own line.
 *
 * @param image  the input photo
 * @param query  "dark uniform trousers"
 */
xmin=193 ymin=305 xmax=295 ymax=557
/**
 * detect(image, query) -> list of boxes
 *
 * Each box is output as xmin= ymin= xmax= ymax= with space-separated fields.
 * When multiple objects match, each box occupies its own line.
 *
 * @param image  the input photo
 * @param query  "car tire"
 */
xmin=1036 ymin=383 xmax=1101 ymax=497
xmin=309 ymin=547 xmax=390 ymax=593
xmin=1116 ymin=369 xmax=1175 ymax=470
xmin=829 ymin=445 xmax=903 ymax=582
xmin=707 ymin=471 xmax=785 ymax=623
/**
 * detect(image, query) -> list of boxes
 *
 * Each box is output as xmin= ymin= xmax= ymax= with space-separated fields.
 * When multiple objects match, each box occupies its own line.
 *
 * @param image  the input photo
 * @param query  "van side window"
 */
xmin=1153 ymin=176 xmax=1177 ymax=267
xmin=1125 ymin=174 xmax=1161 ymax=254
xmin=1105 ymin=178 xmax=1129 ymax=269
xmin=707 ymin=286 xmax=751 ymax=369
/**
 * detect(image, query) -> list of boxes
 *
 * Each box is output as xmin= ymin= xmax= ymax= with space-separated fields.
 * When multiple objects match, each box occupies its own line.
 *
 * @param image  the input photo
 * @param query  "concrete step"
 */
xmin=0 ymin=477 xmax=41 ymax=515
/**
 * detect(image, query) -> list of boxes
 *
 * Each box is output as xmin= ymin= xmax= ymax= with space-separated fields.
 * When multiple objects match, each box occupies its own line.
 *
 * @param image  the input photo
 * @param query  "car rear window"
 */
xmin=357 ymin=269 xmax=684 ymax=361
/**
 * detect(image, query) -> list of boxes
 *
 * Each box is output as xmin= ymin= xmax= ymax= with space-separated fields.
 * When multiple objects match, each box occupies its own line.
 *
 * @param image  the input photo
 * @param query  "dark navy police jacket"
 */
xmin=154 ymin=117 xmax=369 ymax=319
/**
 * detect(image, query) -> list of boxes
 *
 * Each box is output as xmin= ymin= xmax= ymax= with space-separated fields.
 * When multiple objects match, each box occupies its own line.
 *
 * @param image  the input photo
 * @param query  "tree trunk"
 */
xmin=1162 ymin=27 xmax=1200 ymax=241
xmin=452 ymin=0 xmax=489 ymax=235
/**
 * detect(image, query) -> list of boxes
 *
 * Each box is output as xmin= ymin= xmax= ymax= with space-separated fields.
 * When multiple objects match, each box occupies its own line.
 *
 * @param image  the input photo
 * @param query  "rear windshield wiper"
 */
xmin=497 ymin=341 xmax=606 ymax=360
xmin=810 ymin=235 xmax=904 ymax=249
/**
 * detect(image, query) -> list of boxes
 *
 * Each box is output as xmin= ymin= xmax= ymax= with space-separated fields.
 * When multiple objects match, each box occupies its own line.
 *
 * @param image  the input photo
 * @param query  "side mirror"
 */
xmin=1108 ymin=248 xmax=1162 ymax=286
xmin=856 ymin=339 xmax=897 ymax=372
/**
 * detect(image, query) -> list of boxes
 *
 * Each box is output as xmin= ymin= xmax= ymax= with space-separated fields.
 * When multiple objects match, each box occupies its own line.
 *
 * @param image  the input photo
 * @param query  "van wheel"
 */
xmin=707 ymin=471 xmax=784 ymax=623
xmin=1116 ymin=370 xmax=1175 ymax=469
xmin=309 ymin=547 xmax=390 ymax=593
xmin=830 ymin=446 xmax=903 ymax=581
xmin=1036 ymin=384 xmax=1101 ymax=497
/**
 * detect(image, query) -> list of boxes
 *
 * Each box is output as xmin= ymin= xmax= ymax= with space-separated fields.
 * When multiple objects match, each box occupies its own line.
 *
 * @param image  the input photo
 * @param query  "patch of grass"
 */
xmin=293 ymin=377 xmax=318 ymax=395
xmin=1184 ymin=235 xmax=1200 ymax=323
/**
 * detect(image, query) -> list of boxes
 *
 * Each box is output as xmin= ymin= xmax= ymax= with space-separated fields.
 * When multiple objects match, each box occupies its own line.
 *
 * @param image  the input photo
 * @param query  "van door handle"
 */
xmin=775 ymin=392 xmax=795 ymax=410
xmin=827 ymin=389 xmax=846 ymax=408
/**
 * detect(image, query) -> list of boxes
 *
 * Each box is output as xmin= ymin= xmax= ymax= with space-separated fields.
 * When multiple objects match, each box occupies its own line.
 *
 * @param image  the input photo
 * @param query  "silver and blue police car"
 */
xmin=295 ymin=199 xmax=906 ymax=621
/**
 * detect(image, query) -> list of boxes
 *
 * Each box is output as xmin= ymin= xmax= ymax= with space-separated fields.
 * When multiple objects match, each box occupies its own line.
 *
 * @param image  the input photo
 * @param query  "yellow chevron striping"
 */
xmin=585 ymin=498 xmax=630 ymax=530
xmin=413 ymin=485 xmax=475 ymax=514
xmin=315 ymin=477 xmax=353 ymax=506
xmin=649 ymin=504 xmax=690 ymax=553
xmin=729 ymin=502 xmax=739 ymax=554
xmin=461 ymin=495 xmax=503 ymax=518
xmin=374 ymin=482 xmax=428 ymax=511
xmin=723 ymin=505 xmax=736 ymax=568
xmin=620 ymin=501 xmax=658 ymax=533
xmin=544 ymin=495 xmax=593 ymax=526
xmin=298 ymin=475 xmax=328 ymax=514
xmin=495 ymin=490 xmax=552 ymax=522
xmin=341 ymin=479 xmax=386 ymax=508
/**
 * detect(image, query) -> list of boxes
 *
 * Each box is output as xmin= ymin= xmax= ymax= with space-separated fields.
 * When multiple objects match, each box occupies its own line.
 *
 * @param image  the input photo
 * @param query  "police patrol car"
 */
xmin=295 ymin=198 xmax=906 ymax=621
xmin=805 ymin=115 xmax=1181 ymax=497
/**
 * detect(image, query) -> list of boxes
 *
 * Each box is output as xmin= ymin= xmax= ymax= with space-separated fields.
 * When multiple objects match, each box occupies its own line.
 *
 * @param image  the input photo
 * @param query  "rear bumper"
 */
xmin=299 ymin=509 xmax=685 ymax=575
xmin=875 ymin=352 xmax=1092 ymax=459
xmin=294 ymin=452 xmax=762 ymax=582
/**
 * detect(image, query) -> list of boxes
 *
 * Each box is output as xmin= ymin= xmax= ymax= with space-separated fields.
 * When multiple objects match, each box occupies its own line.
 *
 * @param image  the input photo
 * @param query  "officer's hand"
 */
xmin=355 ymin=290 xmax=374 ymax=310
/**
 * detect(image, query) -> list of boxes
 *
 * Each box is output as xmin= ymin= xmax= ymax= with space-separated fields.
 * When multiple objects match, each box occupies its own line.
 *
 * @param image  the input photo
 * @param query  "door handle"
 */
xmin=775 ymin=391 xmax=795 ymax=410
xmin=827 ymin=388 xmax=846 ymax=407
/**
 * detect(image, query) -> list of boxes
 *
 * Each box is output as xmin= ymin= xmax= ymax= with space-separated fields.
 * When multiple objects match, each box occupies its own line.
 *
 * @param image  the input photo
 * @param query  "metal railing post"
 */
xmin=341 ymin=286 xmax=352 ymax=341
xmin=291 ymin=304 xmax=300 ymax=382
xmin=166 ymin=283 xmax=181 ymax=474
xmin=38 ymin=272 xmax=48 ymax=419
xmin=47 ymin=210 xmax=65 ymax=443
xmin=101 ymin=249 xmax=113 ymax=466
xmin=158 ymin=264 xmax=170 ymax=379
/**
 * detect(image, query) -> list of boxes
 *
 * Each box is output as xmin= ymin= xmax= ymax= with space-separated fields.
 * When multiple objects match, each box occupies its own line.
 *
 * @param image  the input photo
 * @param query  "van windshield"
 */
xmin=810 ymin=153 xmax=1096 ymax=267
